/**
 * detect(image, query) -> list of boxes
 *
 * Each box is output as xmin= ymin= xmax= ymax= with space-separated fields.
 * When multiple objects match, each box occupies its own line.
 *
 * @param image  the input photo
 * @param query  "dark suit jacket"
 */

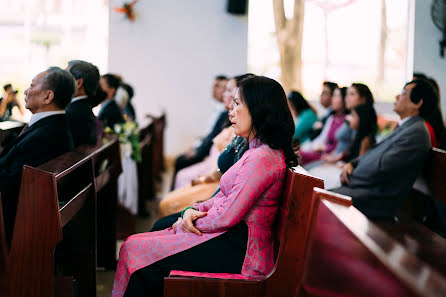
xmin=331 ymin=116 xmax=431 ymax=219
xmin=0 ymin=114 xmax=74 ymax=243
xmin=98 ymin=99 xmax=125 ymax=129
xmin=66 ymin=99 xmax=98 ymax=147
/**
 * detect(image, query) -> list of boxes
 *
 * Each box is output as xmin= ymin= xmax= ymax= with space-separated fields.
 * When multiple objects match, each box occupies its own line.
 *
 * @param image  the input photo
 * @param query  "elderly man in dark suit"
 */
xmin=0 ymin=67 xmax=75 ymax=243
xmin=66 ymin=60 xmax=100 ymax=147
xmin=331 ymin=79 xmax=437 ymax=219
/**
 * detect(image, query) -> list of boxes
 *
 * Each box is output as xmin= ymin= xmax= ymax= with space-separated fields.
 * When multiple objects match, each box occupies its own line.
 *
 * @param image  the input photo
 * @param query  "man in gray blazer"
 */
xmin=331 ymin=79 xmax=438 ymax=219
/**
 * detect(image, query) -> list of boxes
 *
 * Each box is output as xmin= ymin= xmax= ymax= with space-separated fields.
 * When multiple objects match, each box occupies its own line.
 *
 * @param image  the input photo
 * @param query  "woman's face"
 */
xmin=345 ymin=87 xmax=364 ymax=110
xmin=222 ymin=79 xmax=237 ymax=110
xmin=347 ymin=110 xmax=360 ymax=130
xmin=331 ymin=88 xmax=345 ymax=113
xmin=229 ymin=89 xmax=253 ymax=139
xmin=99 ymin=77 xmax=115 ymax=99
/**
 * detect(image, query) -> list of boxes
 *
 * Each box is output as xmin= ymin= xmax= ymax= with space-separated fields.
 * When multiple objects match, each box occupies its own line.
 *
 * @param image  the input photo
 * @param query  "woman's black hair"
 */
xmin=121 ymin=83 xmax=134 ymax=101
xmin=287 ymin=91 xmax=314 ymax=115
xmin=102 ymin=73 xmax=120 ymax=90
xmin=234 ymin=73 xmax=255 ymax=84
xmin=347 ymin=104 xmax=377 ymax=161
xmin=334 ymin=86 xmax=349 ymax=115
xmin=88 ymin=85 xmax=107 ymax=107
xmin=406 ymin=79 xmax=438 ymax=118
xmin=237 ymin=76 xmax=298 ymax=168
xmin=351 ymin=83 xmax=374 ymax=105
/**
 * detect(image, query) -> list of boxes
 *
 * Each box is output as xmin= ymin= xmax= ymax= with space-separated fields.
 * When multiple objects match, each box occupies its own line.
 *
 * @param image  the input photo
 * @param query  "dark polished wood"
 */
xmin=378 ymin=148 xmax=446 ymax=280
xmin=89 ymin=136 xmax=122 ymax=269
xmin=299 ymin=188 xmax=446 ymax=297
xmin=0 ymin=195 xmax=8 ymax=276
xmin=0 ymin=136 xmax=122 ymax=297
xmin=0 ymin=147 xmax=98 ymax=297
xmin=425 ymin=147 xmax=446 ymax=203
xmin=164 ymin=168 xmax=324 ymax=297
xmin=146 ymin=113 xmax=166 ymax=181
xmin=0 ymin=121 xmax=25 ymax=151
xmin=137 ymin=120 xmax=155 ymax=214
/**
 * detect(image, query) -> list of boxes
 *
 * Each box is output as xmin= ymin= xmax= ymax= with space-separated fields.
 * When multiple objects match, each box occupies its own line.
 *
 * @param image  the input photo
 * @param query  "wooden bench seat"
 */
xmin=0 ymin=136 xmax=122 ymax=297
xmin=0 ymin=195 xmax=8 ymax=277
xmin=163 ymin=167 xmax=323 ymax=297
xmin=299 ymin=188 xmax=446 ymax=297
xmin=0 ymin=146 xmax=98 ymax=297
xmin=376 ymin=148 xmax=446 ymax=279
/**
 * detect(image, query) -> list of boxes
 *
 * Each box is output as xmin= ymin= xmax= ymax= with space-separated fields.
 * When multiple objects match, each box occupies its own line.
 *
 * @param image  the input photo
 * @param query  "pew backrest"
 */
xmin=0 ymin=194 xmax=8 ymax=276
xmin=164 ymin=167 xmax=324 ymax=297
xmin=1 ymin=136 xmax=120 ymax=297
xmin=425 ymin=147 xmax=446 ymax=203
xmin=300 ymin=188 xmax=446 ymax=297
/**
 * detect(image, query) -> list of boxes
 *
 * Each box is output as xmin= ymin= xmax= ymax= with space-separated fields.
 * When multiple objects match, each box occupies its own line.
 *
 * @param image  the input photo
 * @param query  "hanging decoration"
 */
xmin=113 ymin=0 xmax=138 ymax=21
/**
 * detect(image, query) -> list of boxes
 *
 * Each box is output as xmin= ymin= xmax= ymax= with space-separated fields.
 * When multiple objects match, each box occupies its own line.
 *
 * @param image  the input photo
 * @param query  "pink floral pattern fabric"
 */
xmin=111 ymin=139 xmax=286 ymax=297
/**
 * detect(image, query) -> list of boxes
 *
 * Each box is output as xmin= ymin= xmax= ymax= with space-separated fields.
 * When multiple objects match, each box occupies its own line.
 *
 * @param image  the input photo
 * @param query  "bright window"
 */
xmin=0 ymin=0 xmax=108 ymax=120
xmin=248 ymin=0 xmax=412 ymax=102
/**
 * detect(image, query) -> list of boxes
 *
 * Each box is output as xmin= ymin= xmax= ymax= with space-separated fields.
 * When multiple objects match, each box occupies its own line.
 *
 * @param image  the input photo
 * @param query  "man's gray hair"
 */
xmin=41 ymin=67 xmax=77 ymax=109
xmin=67 ymin=60 xmax=100 ymax=97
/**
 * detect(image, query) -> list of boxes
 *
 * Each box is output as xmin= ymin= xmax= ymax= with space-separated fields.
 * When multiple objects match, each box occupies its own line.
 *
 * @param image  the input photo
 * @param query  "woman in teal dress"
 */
xmin=287 ymin=91 xmax=318 ymax=144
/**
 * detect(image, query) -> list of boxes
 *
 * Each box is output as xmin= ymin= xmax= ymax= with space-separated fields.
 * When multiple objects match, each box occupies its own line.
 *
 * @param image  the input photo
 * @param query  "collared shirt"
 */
xmin=28 ymin=110 xmax=65 ymax=127
xmin=71 ymin=95 xmax=88 ymax=103
xmin=398 ymin=116 xmax=413 ymax=127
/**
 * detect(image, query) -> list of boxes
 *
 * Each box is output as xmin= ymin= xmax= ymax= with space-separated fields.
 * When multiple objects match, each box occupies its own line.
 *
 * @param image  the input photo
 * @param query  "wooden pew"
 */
xmin=0 ymin=146 xmax=98 ymax=297
xmin=0 ymin=121 xmax=25 ymax=151
xmin=137 ymin=120 xmax=155 ymax=215
xmin=164 ymin=167 xmax=323 ymax=297
xmin=88 ymin=136 xmax=123 ymax=269
xmin=376 ymin=147 xmax=446 ymax=280
xmin=299 ymin=188 xmax=446 ymax=297
xmin=147 ymin=112 xmax=166 ymax=181
xmin=0 ymin=195 xmax=8 ymax=277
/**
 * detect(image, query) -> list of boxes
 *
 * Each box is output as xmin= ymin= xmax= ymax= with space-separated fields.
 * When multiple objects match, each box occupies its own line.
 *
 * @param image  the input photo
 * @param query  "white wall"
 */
xmin=413 ymin=0 xmax=446 ymax=119
xmin=109 ymin=0 xmax=248 ymax=155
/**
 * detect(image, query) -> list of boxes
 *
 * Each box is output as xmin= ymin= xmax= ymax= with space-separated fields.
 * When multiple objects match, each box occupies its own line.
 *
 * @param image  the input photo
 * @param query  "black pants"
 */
xmin=150 ymin=212 xmax=181 ymax=232
xmin=124 ymin=221 xmax=248 ymax=297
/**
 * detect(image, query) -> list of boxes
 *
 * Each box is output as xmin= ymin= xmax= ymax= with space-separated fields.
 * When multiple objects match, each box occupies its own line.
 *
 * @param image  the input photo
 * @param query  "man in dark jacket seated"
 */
xmin=0 ymin=67 xmax=76 ymax=244
xmin=66 ymin=60 xmax=100 ymax=147
xmin=98 ymin=73 xmax=125 ymax=129
xmin=331 ymin=79 xmax=437 ymax=220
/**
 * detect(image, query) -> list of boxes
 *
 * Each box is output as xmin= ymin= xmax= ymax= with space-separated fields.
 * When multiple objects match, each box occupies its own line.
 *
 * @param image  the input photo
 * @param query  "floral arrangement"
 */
xmin=105 ymin=121 xmax=142 ymax=163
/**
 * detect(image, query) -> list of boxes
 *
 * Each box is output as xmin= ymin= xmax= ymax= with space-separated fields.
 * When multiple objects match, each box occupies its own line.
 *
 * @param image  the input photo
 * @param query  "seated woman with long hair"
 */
xmin=287 ymin=91 xmax=318 ymax=144
xmin=111 ymin=76 xmax=298 ymax=297
xmin=298 ymin=86 xmax=347 ymax=165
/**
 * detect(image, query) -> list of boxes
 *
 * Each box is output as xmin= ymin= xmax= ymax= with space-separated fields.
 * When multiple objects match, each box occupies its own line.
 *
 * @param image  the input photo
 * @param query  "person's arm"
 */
xmin=376 ymin=129 xmax=429 ymax=182
xmin=193 ymin=149 xmax=282 ymax=233
xmin=192 ymin=195 xmax=217 ymax=212
xmin=191 ymin=169 xmax=222 ymax=186
xmin=310 ymin=116 xmax=333 ymax=150
xmin=0 ymin=95 xmax=13 ymax=118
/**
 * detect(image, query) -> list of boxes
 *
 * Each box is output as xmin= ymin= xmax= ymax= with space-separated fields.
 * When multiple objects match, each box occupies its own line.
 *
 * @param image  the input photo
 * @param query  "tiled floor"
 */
xmin=97 ymin=158 xmax=173 ymax=297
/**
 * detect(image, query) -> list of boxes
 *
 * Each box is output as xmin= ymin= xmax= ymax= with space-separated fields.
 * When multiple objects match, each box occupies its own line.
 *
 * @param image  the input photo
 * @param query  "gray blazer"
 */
xmin=331 ymin=115 xmax=431 ymax=219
